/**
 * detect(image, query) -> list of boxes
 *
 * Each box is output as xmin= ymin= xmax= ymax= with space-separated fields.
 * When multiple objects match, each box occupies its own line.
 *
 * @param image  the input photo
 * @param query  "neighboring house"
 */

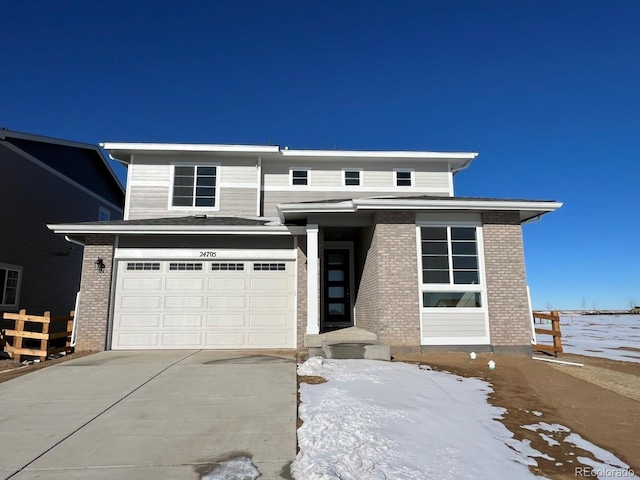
xmin=49 ymin=143 xmax=561 ymax=355
xmin=0 ymin=129 xmax=124 ymax=319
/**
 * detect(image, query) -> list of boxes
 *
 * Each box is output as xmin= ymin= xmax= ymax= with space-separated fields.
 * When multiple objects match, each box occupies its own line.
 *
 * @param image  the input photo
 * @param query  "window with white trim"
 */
xmin=290 ymin=168 xmax=309 ymax=186
xmin=0 ymin=264 xmax=21 ymax=308
xmin=172 ymin=165 xmax=218 ymax=207
xmin=395 ymin=169 xmax=414 ymax=187
xmin=419 ymin=226 xmax=482 ymax=308
xmin=343 ymin=169 xmax=361 ymax=186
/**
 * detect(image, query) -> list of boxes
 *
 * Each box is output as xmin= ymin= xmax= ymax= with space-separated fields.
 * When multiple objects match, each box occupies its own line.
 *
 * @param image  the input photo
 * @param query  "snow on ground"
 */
xmin=294 ymin=358 xmax=639 ymax=480
xmin=551 ymin=314 xmax=640 ymax=363
xmin=521 ymin=423 xmax=638 ymax=479
xmin=202 ymin=456 xmax=260 ymax=480
xmin=293 ymin=358 xmax=544 ymax=479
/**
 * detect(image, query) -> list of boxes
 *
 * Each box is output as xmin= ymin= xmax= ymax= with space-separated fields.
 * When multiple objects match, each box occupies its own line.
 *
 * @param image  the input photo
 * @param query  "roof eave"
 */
xmin=47 ymin=224 xmax=304 ymax=236
xmin=277 ymin=198 xmax=562 ymax=223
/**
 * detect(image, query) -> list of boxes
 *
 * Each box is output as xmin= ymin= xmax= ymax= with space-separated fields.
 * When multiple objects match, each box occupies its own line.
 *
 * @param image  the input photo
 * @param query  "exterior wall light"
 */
xmin=95 ymin=258 xmax=106 ymax=273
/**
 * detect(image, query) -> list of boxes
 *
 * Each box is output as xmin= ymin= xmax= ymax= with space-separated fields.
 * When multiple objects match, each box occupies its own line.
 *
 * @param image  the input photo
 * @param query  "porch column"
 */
xmin=306 ymin=224 xmax=320 ymax=334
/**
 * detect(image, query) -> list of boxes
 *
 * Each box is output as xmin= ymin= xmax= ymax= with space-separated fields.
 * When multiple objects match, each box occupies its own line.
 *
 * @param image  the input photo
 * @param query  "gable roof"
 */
xmin=1 ymin=129 xmax=124 ymax=208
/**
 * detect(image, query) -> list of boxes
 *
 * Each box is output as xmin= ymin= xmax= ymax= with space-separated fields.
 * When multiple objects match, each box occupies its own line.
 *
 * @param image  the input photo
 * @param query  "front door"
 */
xmin=322 ymin=248 xmax=352 ymax=331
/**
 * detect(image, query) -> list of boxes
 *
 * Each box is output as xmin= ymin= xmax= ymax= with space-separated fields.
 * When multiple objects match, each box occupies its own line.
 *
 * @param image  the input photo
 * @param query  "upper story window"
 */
xmin=172 ymin=165 xmax=218 ymax=208
xmin=343 ymin=169 xmax=362 ymax=186
xmin=290 ymin=168 xmax=309 ymax=186
xmin=395 ymin=169 xmax=414 ymax=187
xmin=98 ymin=207 xmax=111 ymax=222
xmin=0 ymin=263 xmax=22 ymax=308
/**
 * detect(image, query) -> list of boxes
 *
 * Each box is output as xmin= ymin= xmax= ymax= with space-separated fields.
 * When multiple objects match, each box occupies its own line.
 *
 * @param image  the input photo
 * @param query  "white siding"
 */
xmin=127 ymin=155 xmax=258 ymax=219
xmin=421 ymin=311 xmax=489 ymax=343
xmin=262 ymin=160 xmax=450 ymax=192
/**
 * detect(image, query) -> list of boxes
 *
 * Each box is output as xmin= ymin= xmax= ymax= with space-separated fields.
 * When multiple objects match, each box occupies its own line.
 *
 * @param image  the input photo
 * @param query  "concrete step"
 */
xmin=322 ymin=341 xmax=391 ymax=361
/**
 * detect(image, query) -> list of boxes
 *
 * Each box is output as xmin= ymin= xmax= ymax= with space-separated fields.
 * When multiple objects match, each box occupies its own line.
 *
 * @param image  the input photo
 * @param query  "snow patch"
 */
xmin=202 ymin=456 xmax=260 ymax=480
xmin=293 ymin=359 xmax=542 ymax=479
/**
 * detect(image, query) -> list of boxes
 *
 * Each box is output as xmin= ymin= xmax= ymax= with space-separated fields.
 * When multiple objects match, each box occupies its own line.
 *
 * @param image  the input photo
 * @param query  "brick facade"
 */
xmin=355 ymin=224 xmax=378 ymax=333
xmin=482 ymin=211 xmax=532 ymax=353
xmin=355 ymin=212 xmax=421 ymax=348
xmin=75 ymin=235 xmax=115 ymax=351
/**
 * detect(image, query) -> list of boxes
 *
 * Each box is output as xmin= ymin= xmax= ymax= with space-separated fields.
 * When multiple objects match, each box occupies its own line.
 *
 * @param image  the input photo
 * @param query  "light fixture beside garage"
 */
xmin=94 ymin=258 xmax=106 ymax=273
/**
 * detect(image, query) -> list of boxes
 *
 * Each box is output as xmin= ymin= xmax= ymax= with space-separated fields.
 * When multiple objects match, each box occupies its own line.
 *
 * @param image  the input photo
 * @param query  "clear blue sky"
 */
xmin=3 ymin=1 xmax=638 ymax=310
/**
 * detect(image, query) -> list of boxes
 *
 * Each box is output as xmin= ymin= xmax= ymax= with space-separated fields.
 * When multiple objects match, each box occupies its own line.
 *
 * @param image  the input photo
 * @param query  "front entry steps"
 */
xmin=305 ymin=327 xmax=391 ymax=361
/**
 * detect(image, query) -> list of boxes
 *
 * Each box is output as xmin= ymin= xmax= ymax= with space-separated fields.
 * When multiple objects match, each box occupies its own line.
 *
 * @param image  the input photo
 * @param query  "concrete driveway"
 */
xmin=0 ymin=350 xmax=297 ymax=479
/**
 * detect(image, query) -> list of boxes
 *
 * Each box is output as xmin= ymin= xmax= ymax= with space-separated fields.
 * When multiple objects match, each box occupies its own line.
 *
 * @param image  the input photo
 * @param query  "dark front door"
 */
xmin=322 ymin=248 xmax=352 ymax=331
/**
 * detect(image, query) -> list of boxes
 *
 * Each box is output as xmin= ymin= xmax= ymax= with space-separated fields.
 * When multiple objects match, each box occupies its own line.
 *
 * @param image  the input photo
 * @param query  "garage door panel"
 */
xmin=250 ymin=314 xmax=288 ymax=327
xmin=112 ymin=259 xmax=295 ymax=350
xmin=208 ymin=278 xmax=247 ymax=290
xmin=120 ymin=314 xmax=160 ymax=328
xmin=121 ymin=296 xmax=162 ymax=309
xmin=164 ymin=296 xmax=203 ymax=309
xmin=163 ymin=314 xmax=203 ymax=328
xmin=207 ymin=296 xmax=246 ymax=308
xmin=116 ymin=333 xmax=160 ymax=347
xmin=162 ymin=333 xmax=203 ymax=346
xmin=250 ymin=296 xmax=288 ymax=308
xmin=165 ymin=278 xmax=204 ymax=290
xmin=251 ymin=278 xmax=288 ymax=290
xmin=206 ymin=314 xmax=246 ymax=327
xmin=122 ymin=278 xmax=162 ymax=290
xmin=205 ymin=333 xmax=246 ymax=346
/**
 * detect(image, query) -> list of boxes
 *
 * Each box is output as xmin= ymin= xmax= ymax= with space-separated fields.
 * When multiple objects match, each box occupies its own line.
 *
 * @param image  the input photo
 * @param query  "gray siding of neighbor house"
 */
xmin=0 ymin=144 xmax=123 ymax=319
xmin=482 ymin=211 xmax=532 ymax=354
xmin=126 ymin=157 xmax=258 ymax=219
xmin=354 ymin=212 xmax=421 ymax=351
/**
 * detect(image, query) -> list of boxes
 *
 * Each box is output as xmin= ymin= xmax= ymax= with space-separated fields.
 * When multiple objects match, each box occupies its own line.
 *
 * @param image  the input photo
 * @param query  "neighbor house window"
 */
xmin=0 ymin=264 xmax=21 ymax=308
xmin=172 ymin=165 xmax=218 ymax=207
xmin=98 ymin=207 xmax=111 ymax=221
xmin=343 ymin=169 xmax=361 ymax=186
xmin=395 ymin=169 xmax=414 ymax=186
xmin=419 ymin=226 xmax=482 ymax=308
xmin=290 ymin=168 xmax=309 ymax=186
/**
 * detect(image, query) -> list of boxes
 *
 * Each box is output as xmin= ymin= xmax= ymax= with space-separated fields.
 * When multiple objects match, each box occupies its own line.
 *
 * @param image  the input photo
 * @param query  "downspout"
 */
xmin=256 ymin=156 xmax=262 ymax=216
xmin=64 ymin=236 xmax=85 ymax=348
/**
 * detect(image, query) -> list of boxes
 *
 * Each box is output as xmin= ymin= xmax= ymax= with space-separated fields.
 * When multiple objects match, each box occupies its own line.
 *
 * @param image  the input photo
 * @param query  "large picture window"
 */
xmin=421 ymin=227 xmax=479 ymax=284
xmin=0 ymin=264 xmax=21 ymax=308
xmin=419 ymin=226 xmax=482 ymax=308
xmin=172 ymin=165 xmax=218 ymax=207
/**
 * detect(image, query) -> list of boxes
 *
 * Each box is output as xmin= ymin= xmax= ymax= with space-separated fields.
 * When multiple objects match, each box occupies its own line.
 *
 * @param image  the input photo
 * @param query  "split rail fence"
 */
xmin=532 ymin=310 xmax=563 ymax=357
xmin=1 ymin=310 xmax=74 ymax=362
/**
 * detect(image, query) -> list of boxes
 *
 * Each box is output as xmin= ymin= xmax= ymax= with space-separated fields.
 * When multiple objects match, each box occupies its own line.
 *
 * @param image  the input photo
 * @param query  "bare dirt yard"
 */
xmin=395 ymin=351 xmax=640 ymax=479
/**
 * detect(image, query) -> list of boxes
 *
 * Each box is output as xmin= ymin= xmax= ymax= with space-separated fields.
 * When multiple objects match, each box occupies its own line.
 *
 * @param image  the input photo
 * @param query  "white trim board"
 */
xmin=114 ymin=248 xmax=297 ymax=260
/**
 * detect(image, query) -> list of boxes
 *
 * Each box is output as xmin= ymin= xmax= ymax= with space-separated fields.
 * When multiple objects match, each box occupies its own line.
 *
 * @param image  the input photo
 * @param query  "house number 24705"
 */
xmin=199 ymin=251 xmax=217 ymax=257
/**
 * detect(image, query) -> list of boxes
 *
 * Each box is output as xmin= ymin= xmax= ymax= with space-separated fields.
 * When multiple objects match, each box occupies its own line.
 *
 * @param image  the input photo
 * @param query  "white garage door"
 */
xmin=111 ymin=259 xmax=295 ymax=349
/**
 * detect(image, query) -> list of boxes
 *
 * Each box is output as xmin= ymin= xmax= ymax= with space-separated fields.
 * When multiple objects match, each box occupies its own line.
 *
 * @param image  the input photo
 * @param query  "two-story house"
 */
xmin=0 ymin=129 xmax=123 ymax=321
xmin=48 ymin=142 xmax=561 ymax=355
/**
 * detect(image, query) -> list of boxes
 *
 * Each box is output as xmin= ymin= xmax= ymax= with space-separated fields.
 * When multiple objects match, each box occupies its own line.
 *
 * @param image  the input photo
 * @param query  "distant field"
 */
xmin=554 ymin=314 xmax=640 ymax=363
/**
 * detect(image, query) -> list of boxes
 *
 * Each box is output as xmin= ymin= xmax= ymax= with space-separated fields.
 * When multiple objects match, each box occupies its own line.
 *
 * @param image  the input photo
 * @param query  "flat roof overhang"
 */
xmin=100 ymin=142 xmax=478 ymax=171
xmin=277 ymin=197 xmax=563 ymax=224
xmin=47 ymin=220 xmax=306 ymax=243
